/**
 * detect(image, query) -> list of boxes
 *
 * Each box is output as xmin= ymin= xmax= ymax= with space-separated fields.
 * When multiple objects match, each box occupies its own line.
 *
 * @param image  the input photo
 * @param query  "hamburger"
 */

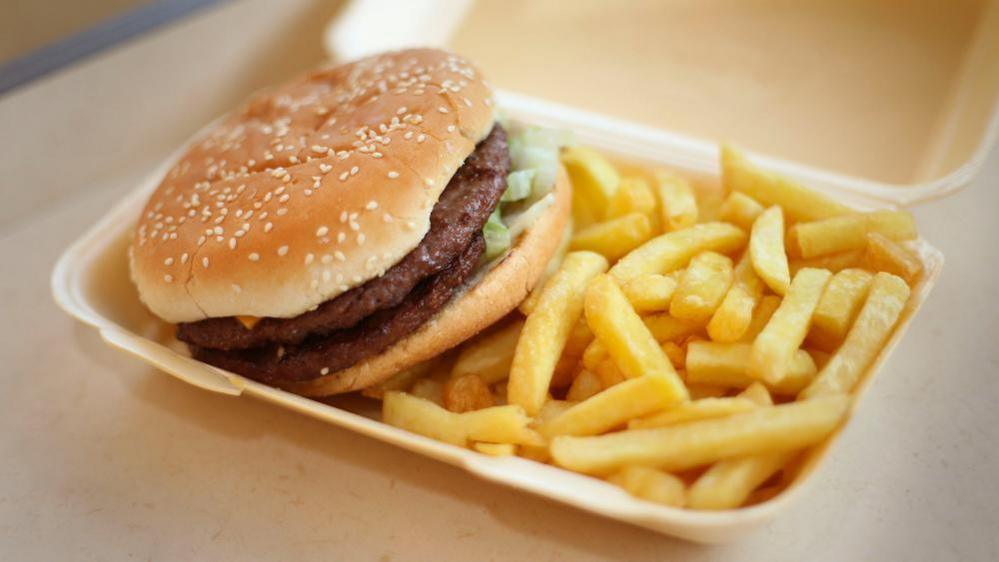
xmin=129 ymin=48 xmax=571 ymax=396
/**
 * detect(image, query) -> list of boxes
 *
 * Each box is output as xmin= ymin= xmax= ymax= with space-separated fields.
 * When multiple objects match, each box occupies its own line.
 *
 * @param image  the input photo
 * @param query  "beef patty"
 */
xmin=189 ymin=235 xmax=485 ymax=384
xmin=181 ymin=124 xmax=509 ymax=384
xmin=177 ymin=124 xmax=509 ymax=351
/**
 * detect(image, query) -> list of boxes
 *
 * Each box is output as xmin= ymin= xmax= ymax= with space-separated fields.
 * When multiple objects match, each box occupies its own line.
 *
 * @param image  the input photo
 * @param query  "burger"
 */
xmin=129 ymin=48 xmax=571 ymax=396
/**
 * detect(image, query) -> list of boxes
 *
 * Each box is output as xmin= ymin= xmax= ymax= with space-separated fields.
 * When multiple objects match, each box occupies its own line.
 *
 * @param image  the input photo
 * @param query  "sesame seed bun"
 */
xmin=130 ymin=49 xmax=496 ymax=323
xmin=280 ymin=164 xmax=573 ymax=396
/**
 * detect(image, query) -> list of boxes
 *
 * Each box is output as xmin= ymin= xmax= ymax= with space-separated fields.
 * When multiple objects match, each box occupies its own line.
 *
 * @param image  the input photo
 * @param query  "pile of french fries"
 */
xmin=370 ymin=144 xmax=922 ymax=511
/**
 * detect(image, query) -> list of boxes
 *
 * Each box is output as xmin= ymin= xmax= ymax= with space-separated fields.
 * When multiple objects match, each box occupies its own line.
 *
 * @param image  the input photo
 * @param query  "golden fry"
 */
xmin=721 ymin=145 xmax=851 ymax=222
xmin=670 ymin=252 xmax=734 ymax=323
xmin=801 ymin=273 xmax=910 ymax=399
xmin=473 ymin=442 xmax=517 ymax=457
xmin=864 ymin=232 xmax=923 ymax=284
xmin=628 ymin=397 xmax=759 ymax=430
xmin=740 ymin=294 xmax=781 ymax=343
xmin=686 ymin=341 xmax=817 ymax=395
xmin=570 ymin=212 xmax=653 ymax=261
xmin=807 ymin=269 xmax=874 ymax=351
xmin=540 ymin=373 xmax=681 ymax=438
xmin=688 ymin=450 xmax=795 ymax=510
xmin=562 ymin=146 xmax=620 ymax=226
xmin=584 ymin=275 xmax=689 ymax=400
xmin=608 ymin=176 xmax=658 ymax=222
xmin=654 ymin=170 xmax=699 ymax=231
xmin=566 ymin=369 xmax=603 ymax=402
xmin=442 ymin=374 xmax=494 ymax=413
xmin=790 ymin=249 xmax=865 ymax=277
xmin=707 ymin=251 xmax=764 ymax=342
xmin=608 ymin=466 xmax=686 ymax=507
xmin=610 ymin=222 xmax=746 ymax=282
xmin=749 ymin=206 xmax=791 ymax=295
xmin=719 ymin=191 xmax=765 ymax=231
xmin=622 ymin=274 xmax=677 ymax=313
xmin=509 ymin=252 xmax=609 ymax=415
xmin=550 ymin=395 xmax=850 ymax=474
xmin=749 ymin=268 xmax=831 ymax=385
xmin=451 ymin=319 xmax=524 ymax=385
xmin=789 ymin=211 xmax=917 ymax=258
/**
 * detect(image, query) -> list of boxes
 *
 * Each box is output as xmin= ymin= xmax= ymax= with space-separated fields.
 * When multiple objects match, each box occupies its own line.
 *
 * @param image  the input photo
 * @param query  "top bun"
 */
xmin=130 ymin=49 xmax=496 ymax=323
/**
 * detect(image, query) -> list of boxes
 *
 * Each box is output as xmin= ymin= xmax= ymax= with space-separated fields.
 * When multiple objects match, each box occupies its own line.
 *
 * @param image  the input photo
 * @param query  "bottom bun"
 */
xmin=278 ymin=165 xmax=572 ymax=397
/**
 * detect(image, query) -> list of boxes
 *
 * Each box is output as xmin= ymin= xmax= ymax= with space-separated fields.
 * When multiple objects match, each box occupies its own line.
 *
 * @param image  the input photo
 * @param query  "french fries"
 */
xmin=584 ymin=275 xmax=688 ymax=400
xmin=670 ymin=252 xmax=734 ymax=323
xmin=540 ymin=374 xmax=684 ymax=438
xmin=375 ymin=142 xmax=925 ymax=513
xmin=566 ymin=370 xmax=603 ymax=402
xmin=621 ymin=274 xmax=677 ymax=313
xmin=608 ymin=466 xmax=686 ymax=507
xmin=609 ymin=222 xmax=746 ymax=282
xmin=570 ymin=212 xmax=653 ymax=261
xmin=719 ymin=191 xmax=765 ymax=231
xmin=654 ymin=170 xmax=698 ymax=231
xmin=801 ymin=273 xmax=910 ymax=399
xmin=707 ymin=251 xmax=764 ymax=342
xmin=686 ymin=341 xmax=817 ymax=395
xmin=749 ymin=206 xmax=791 ymax=295
xmin=789 ymin=249 xmax=865 ymax=277
xmin=628 ymin=397 xmax=758 ymax=430
xmin=864 ymin=232 xmax=924 ymax=284
xmin=451 ymin=319 xmax=524 ymax=385
xmin=688 ymin=450 xmax=795 ymax=510
xmin=807 ymin=269 xmax=874 ymax=351
xmin=562 ymin=146 xmax=620 ymax=226
xmin=442 ymin=374 xmax=494 ymax=413
xmin=749 ymin=268 xmax=831 ymax=385
xmin=551 ymin=395 xmax=850 ymax=474
xmin=509 ymin=251 xmax=609 ymax=415
xmin=739 ymin=294 xmax=781 ymax=343
xmin=607 ymin=176 xmax=657 ymax=221
xmin=721 ymin=145 xmax=851 ymax=221
xmin=788 ymin=211 xmax=917 ymax=258
xmin=473 ymin=442 xmax=517 ymax=457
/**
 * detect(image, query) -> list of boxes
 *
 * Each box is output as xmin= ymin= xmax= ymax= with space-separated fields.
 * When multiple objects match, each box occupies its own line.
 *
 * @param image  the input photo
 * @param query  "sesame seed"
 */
xmin=304 ymin=253 xmax=315 ymax=265
xmin=164 ymin=274 xmax=173 ymax=283
xmin=322 ymin=270 xmax=332 ymax=282
xmin=203 ymin=257 xmax=210 ymax=268
xmin=388 ymin=171 xmax=400 ymax=179
xmin=357 ymin=233 xmax=366 ymax=245
xmin=382 ymin=213 xmax=393 ymax=223
xmin=276 ymin=208 xmax=288 ymax=216
xmin=339 ymin=171 xmax=349 ymax=181
xmin=164 ymin=257 xmax=174 ymax=266
xmin=311 ymin=145 xmax=329 ymax=154
xmin=320 ymin=367 xmax=330 ymax=375
xmin=350 ymin=166 xmax=359 ymax=176
xmin=264 ymin=222 xmax=273 ymax=233
xmin=337 ymin=232 xmax=347 ymax=243
xmin=228 ymin=238 xmax=237 ymax=250
xmin=277 ymin=245 xmax=289 ymax=256
xmin=417 ymin=134 xmax=426 ymax=143
xmin=334 ymin=251 xmax=346 ymax=261
xmin=425 ymin=178 xmax=434 ymax=187
xmin=278 ymin=193 xmax=290 ymax=203
xmin=319 ymin=163 xmax=332 ymax=173
xmin=316 ymin=226 xmax=329 ymax=237
xmin=248 ymin=252 xmax=260 ymax=261
xmin=180 ymin=253 xmax=189 ymax=264
xmin=438 ymin=106 xmax=449 ymax=113
xmin=447 ymin=125 xmax=456 ymax=133
xmin=365 ymin=200 xmax=378 ymax=210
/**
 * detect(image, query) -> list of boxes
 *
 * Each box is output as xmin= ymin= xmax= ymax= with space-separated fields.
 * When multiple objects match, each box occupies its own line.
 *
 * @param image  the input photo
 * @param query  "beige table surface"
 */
xmin=2 ymin=1 xmax=998 ymax=560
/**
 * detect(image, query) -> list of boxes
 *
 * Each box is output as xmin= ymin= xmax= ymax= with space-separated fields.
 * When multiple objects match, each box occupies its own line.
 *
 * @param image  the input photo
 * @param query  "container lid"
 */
xmin=327 ymin=0 xmax=999 ymax=207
